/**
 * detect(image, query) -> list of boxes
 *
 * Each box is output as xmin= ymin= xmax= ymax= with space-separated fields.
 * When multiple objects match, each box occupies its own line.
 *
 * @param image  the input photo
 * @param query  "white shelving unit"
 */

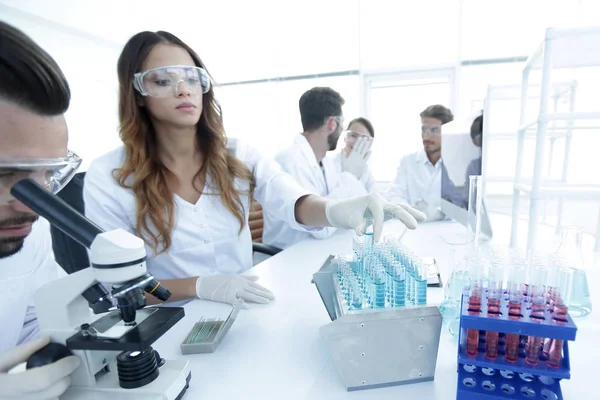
xmin=481 ymin=82 xmax=576 ymax=203
xmin=510 ymin=26 xmax=600 ymax=253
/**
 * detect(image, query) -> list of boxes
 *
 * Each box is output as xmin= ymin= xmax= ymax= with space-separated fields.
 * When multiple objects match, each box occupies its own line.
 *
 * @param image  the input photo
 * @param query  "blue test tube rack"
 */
xmin=456 ymin=293 xmax=577 ymax=400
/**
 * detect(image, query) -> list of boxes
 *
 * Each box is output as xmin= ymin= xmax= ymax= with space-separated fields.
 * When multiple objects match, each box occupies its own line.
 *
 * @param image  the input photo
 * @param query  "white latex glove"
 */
xmin=414 ymin=198 xmax=429 ymax=214
xmin=0 ymin=336 xmax=81 ymax=400
xmin=342 ymin=137 xmax=372 ymax=179
xmin=196 ymin=275 xmax=275 ymax=307
xmin=325 ymin=193 xmax=427 ymax=241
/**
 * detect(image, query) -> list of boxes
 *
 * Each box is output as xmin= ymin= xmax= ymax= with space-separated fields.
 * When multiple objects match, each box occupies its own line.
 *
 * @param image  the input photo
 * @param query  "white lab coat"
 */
xmin=83 ymin=138 xmax=320 ymax=281
xmin=331 ymin=151 xmax=377 ymax=194
xmin=386 ymin=150 xmax=445 ymax=221
xmin=262 ymin=133 xmax=367 ymax=249
xmin=0 ymin=218 xmax=59 ymax=352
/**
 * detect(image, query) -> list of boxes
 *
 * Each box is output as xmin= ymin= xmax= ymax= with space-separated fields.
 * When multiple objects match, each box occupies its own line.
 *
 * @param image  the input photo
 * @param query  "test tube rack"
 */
xmin=456 ymin=293 xmax=578 ymax=400
xmin=313 ymin=255 xmax=442 ymax=391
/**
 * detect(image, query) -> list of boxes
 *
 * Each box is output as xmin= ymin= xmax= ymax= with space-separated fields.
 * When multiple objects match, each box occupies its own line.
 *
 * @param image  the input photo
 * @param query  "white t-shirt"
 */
xmin=386 ymin=150 xmax=445 ymax=221
xmin=83 ymin=138 xmax=320 ymax=280
xmin=0 ymin=218 xmax=59 ymax=352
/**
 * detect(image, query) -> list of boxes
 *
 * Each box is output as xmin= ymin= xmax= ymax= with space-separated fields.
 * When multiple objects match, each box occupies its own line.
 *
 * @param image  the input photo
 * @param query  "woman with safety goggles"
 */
xmin=83 ymin=31 xmax=425 ymax=307
xmin=334 ymin=117 xmax=377 ymax=193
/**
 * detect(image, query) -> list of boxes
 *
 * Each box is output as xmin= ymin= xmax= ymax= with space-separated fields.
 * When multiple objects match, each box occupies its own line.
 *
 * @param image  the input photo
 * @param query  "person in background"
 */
xmin=0 ymin=21 xmax=81 ymax=399
xmin=458 ymin=114 xmax=484 ymax=207
xmin=386 ymin=104 xmax=454 ymax=221
xmin=84 ymin=32 xmax=426 ymax=308
xmin=331 ymin=117 xmax=377 ymax=193
xmin=465 ymin=114 xmax=483 ymax=181
xmin=263 ymin=87 xmax=374 ymax=249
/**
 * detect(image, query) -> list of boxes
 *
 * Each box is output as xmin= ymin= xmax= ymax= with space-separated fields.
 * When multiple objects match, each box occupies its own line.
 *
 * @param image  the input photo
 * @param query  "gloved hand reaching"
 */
xmin=341 ymin=136 xmax=372 ymax=179
xmin=196 ymin=274 xmax=275 ymax=307
xmin=325 ymin=193 xmax=427 ymax=242
xmin=0 ymin=336 xmax=80 ymax=400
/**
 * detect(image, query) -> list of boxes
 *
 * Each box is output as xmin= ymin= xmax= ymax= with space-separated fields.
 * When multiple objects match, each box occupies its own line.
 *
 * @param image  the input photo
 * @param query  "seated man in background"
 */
xmin=263 ymin=87 xmax=371 ymax=249
xmin=0 ymin=21 xmax=80 ymax=398
xmin=331 ymin=117 xmax=377 ymax=193
xmin=386 ymin=104 xmax=454 ymax=221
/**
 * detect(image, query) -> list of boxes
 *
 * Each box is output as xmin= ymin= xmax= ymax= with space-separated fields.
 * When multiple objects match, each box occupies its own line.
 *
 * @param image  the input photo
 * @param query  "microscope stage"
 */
xmin=66 ymin=306 xmax=185 ymax=351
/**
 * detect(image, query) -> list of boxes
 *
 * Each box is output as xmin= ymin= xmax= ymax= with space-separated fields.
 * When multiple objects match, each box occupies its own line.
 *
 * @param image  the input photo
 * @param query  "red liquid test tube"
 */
xmin=485 ymin=259 xmax=503 ymax=360
xmin=525 ymin=302 xmax=545 ymax=366
xmin=466 ymin=295 xmax=481 ymax=356
xmin=485 ymin=298 xmax=501 ymax=359
xmin=547 ymin=267 xmax=573 ymax=368
xmin=505 ymin=301 xmax=522 ymax=362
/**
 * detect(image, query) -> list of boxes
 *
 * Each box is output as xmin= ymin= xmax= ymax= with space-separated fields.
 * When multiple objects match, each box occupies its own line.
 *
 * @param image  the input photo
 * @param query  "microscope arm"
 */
xmin=33 ymin=267 xmax=97 ymax=335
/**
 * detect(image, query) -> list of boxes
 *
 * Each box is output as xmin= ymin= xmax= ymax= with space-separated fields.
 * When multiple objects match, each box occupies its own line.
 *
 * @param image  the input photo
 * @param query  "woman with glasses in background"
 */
xmin=333 ymin=117 xmax=377 ymax=193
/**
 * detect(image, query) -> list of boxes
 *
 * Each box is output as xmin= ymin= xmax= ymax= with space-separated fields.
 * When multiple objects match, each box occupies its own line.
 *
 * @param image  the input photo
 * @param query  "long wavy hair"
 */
xmin=116 ymin=31 xmax=255 ymax=254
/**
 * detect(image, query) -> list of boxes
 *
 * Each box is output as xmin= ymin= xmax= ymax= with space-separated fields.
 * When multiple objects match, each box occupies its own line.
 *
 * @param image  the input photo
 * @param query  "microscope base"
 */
xmin=61 ymin=359 xmax=191 ymax=400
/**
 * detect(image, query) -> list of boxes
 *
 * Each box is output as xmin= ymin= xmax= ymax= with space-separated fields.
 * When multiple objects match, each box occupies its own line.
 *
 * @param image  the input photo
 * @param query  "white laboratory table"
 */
xmin=154 ymin=218 xmax=600 ymax=400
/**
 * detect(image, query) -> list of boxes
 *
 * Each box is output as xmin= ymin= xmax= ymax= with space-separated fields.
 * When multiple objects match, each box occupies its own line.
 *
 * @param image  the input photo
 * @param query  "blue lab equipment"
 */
xmin=456 ymin=291 xmax=577 ymax=400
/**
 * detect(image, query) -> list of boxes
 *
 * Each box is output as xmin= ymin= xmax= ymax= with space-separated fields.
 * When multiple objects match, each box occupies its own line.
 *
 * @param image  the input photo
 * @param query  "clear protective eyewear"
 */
xmin=421 ymin=124 xmax=442 ymax=136
xmin=344 ymin=130 xmax=371 ymax=142
xmin=0 ymin=151 xmax=82 ymax=204
xmin=133 ymin=65 xmax=211 ymax=97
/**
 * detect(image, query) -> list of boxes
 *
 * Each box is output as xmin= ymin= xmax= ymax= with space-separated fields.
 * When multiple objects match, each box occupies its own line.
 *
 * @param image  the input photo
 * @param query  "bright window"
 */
xmin=216 ymin=75 xmax=360 ymax=157
xmin=364 ymin=70 xmax=454 ymax=181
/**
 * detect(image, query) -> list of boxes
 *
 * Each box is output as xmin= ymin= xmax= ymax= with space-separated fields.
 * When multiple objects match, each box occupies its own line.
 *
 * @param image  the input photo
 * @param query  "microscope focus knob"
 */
xmin=26 ymin=342 xmax=74 ymax=369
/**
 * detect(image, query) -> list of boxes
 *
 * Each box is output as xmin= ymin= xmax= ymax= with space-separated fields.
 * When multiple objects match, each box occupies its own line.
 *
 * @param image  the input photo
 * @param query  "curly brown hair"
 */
xmin=115 ymin=31 xmax=254 ymax=254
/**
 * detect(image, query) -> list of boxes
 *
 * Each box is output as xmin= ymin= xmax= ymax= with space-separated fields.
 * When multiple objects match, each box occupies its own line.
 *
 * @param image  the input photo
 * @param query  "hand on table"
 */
xmin=196 ymin=275 xmax=275 ymax=308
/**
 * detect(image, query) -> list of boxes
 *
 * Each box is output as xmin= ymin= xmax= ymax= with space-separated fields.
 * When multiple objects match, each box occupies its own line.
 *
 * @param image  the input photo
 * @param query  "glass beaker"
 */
xmin=555 ymin=226 xmax=592 ymax=318
xmin=439 ymin=243 xmax=469 ymax=338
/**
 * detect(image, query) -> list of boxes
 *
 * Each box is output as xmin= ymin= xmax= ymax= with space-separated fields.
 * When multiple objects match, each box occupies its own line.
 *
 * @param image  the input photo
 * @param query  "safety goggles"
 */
xmin=334 ymin=116 xmax=345 ymax=128
xmin=344 ymin=130 xmax=371 ymax=141
xmin=0 ymin=151 xmax=82 ymax=203
xmin=133 ymin=65 xmax=211 ymax=97
xmin=421 ymin=124 xmax=442 ymax=136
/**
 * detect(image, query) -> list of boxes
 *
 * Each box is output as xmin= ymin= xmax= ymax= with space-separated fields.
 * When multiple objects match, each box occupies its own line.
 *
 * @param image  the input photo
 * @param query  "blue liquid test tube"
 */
xmin=373 ymin=265 xmax=386 ymax=308
xmin=415 ymin=259 xmax=428 ymax=305
xmin=393 ymin=261 xmax=406 ymax=307
xmin=351 ymin=281 xmax=363 ymax=310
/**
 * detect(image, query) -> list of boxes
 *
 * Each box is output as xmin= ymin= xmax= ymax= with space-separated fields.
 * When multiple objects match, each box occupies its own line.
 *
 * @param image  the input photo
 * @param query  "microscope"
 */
xmin=11 ymin=179 xmax=191 ymax=399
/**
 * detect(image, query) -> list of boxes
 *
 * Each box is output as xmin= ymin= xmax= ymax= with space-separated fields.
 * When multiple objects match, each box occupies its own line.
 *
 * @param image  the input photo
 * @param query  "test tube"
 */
xmin=505 ymin=263 xmax=526 ymax=362
xmin=392 ymin=260 xmax=406 ymax=308
xmin=547 ymin=267 xmax=573 ymax=368
xmin=351 ymin=280 xmax=363 ymax=310
xmin=415 ymin=259 xmax=428 ymax=305
xmin=525 ymin=264 xmax=549 ymax=366
xmin=543 ymin=255 xmax=562 ymax=356
xmin=466 ymin=256 xmax=484 ymax=356
xmin=485 ymin=258 xmax=504 ymax=359
xmin=363 ymin=215 xmax=374 ymax=250
xmin=352 ymin=235 xmax=363 ymax=264
xmin=373 ymin=264 xmax=386 ymax=308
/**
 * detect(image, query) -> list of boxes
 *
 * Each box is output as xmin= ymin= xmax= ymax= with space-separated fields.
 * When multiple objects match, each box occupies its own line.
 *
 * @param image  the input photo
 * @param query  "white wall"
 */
xmin=2 ymin=0 xmax=600 ymax=237
xmin=1 ymin=4 xmax=122 ymax=170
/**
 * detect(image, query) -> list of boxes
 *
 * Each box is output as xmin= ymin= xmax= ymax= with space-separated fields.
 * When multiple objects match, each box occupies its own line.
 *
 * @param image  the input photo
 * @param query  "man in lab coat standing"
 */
xmin=386 ymin=104 xmax=454 ymax=222
xmin=263 ymin=87 xmax=372 ymax=249
xmin=0 ymin=21 xmax=80 ymax=398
